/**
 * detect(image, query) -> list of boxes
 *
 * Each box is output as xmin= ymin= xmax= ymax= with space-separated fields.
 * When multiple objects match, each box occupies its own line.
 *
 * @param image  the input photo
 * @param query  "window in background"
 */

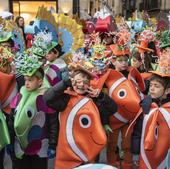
xmin=12 ymin=1 xmax=57 ymax=24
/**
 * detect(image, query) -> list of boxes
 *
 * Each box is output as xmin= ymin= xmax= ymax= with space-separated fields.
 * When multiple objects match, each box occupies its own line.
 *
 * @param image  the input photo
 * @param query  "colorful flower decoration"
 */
xmin=150 ymin=47 xmax=170 ymax=77
xmin=159 ymin=30 xmax=170 ymax=49
xmin=15 ymin=51 xmax=43 ymax=76
xmin=0 ymin=46 xmax=13 ymax=67
xmin=140 ymin=30 xmax=156 ymax=42
xmin=0 ymin=17 xmax=13 ymax=42
xmin=30 ymin=31 xmax=57 ymax=57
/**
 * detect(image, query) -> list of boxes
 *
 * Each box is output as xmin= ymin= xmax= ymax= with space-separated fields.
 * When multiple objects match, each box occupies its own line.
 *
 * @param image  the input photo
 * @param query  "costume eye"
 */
xmin=26 ymin=107 xmax=35 ymax=119
xmin=117 ymin=89 xmax=127 ymax=99
xmin=79 ymin=115 xmax=91 ymax=128
xmin=155 ymin=125 xmax=158 ymax=140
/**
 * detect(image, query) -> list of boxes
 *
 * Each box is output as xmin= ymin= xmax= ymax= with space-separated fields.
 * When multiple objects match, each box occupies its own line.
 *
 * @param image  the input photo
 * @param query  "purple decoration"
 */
xmin=10 ymin=93 xmax=22 ymax=108
xmin=45 ymin=64 xmax=62 ymax=86
xmin=36 ymin=95 xmax=55 ymax=114
xmin=25 ymin=140 xmax=42 ymax=155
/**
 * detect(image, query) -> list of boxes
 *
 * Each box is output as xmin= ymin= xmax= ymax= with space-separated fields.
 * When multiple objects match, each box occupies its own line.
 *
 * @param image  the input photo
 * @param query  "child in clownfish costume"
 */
xmin=106 ymin=44 xmax=145 ymax=169
xmin=131 ymin=75 xmax=170 ymax=169
xmin=43 ymin=64 xmax=118 ymax=169
xmin=131 ymin=31 xmax=170 ymax=169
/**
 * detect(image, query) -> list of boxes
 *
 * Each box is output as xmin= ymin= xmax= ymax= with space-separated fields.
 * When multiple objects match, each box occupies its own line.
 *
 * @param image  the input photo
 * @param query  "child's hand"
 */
xmin=47 ymin=148 xmax=56 ymax=159
xmin=87 ymin=86 xmax=100 ymax=98
xmin=104 ymin=124 xmax=113 ymax=133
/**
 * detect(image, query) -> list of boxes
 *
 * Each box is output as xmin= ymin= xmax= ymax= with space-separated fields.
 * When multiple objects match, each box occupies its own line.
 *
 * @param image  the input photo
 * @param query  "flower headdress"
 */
xmin=0 ymin=46 xmax=13 ymax=67
xmin=150 ymin=47 xmax=170 ymax=77
xmin=30 ymin=31 xmax=57 ymax=57
xmin=110 ymin=28 xmax=131 ymax=57
xmin=15 ymin=51 xmax=43 ymax=76
xmin=159 ymin=30 xmax=170 ymax=49
xmin=0 ymin=17 xmax=13 ymax=42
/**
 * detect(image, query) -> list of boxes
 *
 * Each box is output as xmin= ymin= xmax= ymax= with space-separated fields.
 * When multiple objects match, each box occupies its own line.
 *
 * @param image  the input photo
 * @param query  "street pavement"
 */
xmin=4 ymin=148 xmax=107 ymax=169
xmin=4 ymin=152 xmax=55 ymax=169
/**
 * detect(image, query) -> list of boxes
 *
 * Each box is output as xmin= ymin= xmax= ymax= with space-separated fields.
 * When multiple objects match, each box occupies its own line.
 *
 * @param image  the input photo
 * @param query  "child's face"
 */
xmin=72 ymin=73 xmax=90 ymax=95
xmin=149 ymin=80 xmax=165 ymax=99
xmin=131 ymin=57 xmax=142 ymax=68
xmin=103 ymin=35 xmax=113 ymax=45
xmin=18 ymin=18 xmax=24 ymax=27
xmin=24 ymin=75 xmax=42 ymax=91
xmin=114 ymin=55 xmax=129 ymax=71
xmin=46 ymin=51 xmax=59 ymax=62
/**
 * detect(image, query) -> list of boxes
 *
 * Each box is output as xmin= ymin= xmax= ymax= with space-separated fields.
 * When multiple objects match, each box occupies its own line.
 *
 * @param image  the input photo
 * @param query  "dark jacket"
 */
xmin=43 ymin=79 xmax=118 ymax=126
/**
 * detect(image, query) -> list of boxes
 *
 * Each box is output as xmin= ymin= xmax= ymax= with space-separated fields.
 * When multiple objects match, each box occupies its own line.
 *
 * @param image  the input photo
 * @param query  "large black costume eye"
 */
xmin=155 ymin=125 xmax=159 ymax=140
xmin=26 ymin=107 xmax=35 ymax=119
xmin=117 ymin=89 xmax=127 ymax=99
xmin=79 ymin=115 xmax=91 ymax=128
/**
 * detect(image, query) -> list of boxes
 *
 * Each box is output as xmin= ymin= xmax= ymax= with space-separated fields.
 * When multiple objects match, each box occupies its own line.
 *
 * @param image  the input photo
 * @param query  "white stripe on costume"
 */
xmin=113 ymin=112 xmax=128 ymax=123
xmin=66 ymin=97 xmax=89 ymax=162
xmin=1 ymin=85 xmax=17 ymax=109
xmin=141 ymin=108 xmax=157 ymax=169
xmin=109 ymin=77 xmax=126 ymax=97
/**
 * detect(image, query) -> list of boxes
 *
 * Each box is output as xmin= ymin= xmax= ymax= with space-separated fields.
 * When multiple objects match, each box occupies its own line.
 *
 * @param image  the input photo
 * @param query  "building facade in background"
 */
xmin=0 ymin=0 xmax=169 ymax=23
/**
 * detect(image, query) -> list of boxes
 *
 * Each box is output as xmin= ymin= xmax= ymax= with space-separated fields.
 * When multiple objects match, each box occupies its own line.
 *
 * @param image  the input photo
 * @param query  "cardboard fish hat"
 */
xmin=110 ymin=29 xmax=131 ymax=56
xmin=134 ymin=29 xmax=155 ymax=53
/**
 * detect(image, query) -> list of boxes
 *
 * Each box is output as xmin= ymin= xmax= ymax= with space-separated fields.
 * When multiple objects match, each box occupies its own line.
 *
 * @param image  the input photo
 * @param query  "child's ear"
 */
xmin=165 ymin=88 xmax=170 ymax=95
xmin=38 ymin=78 xmax=43 ymax=86
xmin=111 ymin=58 xmax=116 ymax=65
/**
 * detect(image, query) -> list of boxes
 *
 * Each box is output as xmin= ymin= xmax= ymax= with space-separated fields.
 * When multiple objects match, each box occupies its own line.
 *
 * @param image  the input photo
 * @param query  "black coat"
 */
xmin=131 ymin=94 xmax=170 ymax=154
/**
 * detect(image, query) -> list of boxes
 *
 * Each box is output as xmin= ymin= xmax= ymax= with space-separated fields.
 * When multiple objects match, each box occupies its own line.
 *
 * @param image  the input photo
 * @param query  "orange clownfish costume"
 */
xmin=104 ymin=68 xmax=144 ymax=129
xmin=0 ymin=71 xmax=17 ymax=113
xmin=55 ymin=89 xmax=107 ymax=169
xmin=140 ymin=102 xmax=170 ymax=169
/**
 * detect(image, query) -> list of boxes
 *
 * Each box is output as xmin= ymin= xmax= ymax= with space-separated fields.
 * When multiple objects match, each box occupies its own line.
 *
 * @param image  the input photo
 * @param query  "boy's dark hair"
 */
xmin=72 ymin=70 xmax=92 ymax=80
xmin=34 ymin=67 xmax=44 ymax=79
xmin=50 ymin=44 xmax=64 ymax=56
xmin=150 ymin=75 xmax=170 ymax=89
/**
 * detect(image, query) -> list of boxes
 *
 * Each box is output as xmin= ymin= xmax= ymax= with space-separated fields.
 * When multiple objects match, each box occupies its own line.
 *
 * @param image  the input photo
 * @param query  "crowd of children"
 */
xmin=0 ymin=6 xmax=170 ymax=169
